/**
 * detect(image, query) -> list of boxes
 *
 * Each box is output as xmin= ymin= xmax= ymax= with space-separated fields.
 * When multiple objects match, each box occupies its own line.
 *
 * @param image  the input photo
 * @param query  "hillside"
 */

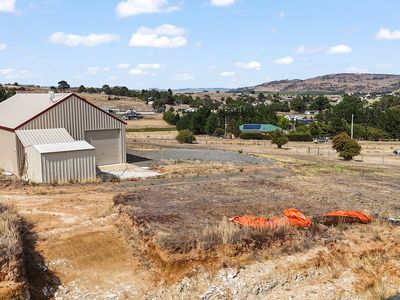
xmin=249 ymin=73 xmax=400 ymax=94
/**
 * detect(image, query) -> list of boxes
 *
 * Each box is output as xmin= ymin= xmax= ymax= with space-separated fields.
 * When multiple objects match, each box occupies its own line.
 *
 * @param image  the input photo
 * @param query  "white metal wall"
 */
xmin=0 ymin=130 xmax=19 ymax=175
xmin=41 ymin=149 xmax=96 ymax=184
xmin=18 ymin=95 xmax=126 ymax=164
xmin=25 ymin=147 xmax=96 ymax=183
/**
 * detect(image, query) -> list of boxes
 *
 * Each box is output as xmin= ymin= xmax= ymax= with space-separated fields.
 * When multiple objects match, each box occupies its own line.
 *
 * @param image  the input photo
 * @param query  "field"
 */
xmin=1 ymin=131 xmax=400 ymax=299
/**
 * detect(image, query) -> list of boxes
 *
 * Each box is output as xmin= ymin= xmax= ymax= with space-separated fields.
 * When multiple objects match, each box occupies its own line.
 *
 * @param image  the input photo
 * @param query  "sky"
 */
xmin=0 ymin=0 xmax=400 ymax=89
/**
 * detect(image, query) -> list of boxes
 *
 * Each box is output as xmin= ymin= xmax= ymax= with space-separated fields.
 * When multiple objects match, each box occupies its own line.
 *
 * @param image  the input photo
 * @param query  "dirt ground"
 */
xmin=1 ymin=134 xmax=400 ymax=299
xmin=125 ymin=114 xmax=174 ymax=129
xmin=78 ymin=93 xmax=152 ymax=112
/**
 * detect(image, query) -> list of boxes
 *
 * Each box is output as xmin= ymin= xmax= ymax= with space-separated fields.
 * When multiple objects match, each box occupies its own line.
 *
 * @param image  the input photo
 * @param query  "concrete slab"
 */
xmin=98 ymin=163 xmax=160 ymax=180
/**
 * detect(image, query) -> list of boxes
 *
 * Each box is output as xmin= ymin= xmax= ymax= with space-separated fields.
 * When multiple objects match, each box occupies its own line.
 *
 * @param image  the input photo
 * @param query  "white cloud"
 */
xmin=0 ymin=0 xmax=16 ymax=12
xmin=220 ymin=71 xmax=236 ymax=77
xmin=129 ymin=24 xmax=187 ymax=48
xmin=375 ymin=27 xmax=400 ymax=40
xmin=136 ymin=63 xmax=161 ymax=69
xmin=0 ymin=68 xmax=33 ymax=79
xmin=0 ymin=43 xmax=6 ymax=50
xmin=117 ymin=63 xmax=130 ymax=69
xmin=0 ymin=68 xmax=13 ymax=76
xmin=376 ymin=63 xmax=392 ymax=69
xmin=195 ymin=42 xmax=203 ymax=48
xmin=116 ymin=0 xmax=180 ymax=18
xmin=209 ymin=65 xmax=217 ymax=70
xmin=175 ymin=73 xmax=194 ymax=81
xmin=326 ymin=44 xmax=352 ymax=54
xmin=87 ymin=67 xmax=111 ymax=75
xmin=272 ymin=56 xmax=294 ymax=65
xmin=235 ymin=61 xmax=261 ymax=70
xmin=279 ymin=12 xmax=285 ymax=18
xmin=347 ymin=66 xmax=368 ymax=73
xmin=129 ymin=69 xmax=144 ymax=75
xmin=210 ymin=0 xmax=235 ymax=7
xmin=109 ymin=76 xmax=118 ymax=80
xmin=294 ymin=46 xmax=323 ymax=54
xmin=50 ymin=32 xmax=120 ymax=47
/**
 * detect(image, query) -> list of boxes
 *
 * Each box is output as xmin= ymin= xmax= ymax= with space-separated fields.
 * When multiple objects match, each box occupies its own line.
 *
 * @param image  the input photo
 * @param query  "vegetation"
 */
xmin=126 ymin=127 xmax=177 ymax=133
xmin=271 ymin=131 xmax=289 ymax=149
xmin=0 ymin=85 xmax=16 ymax=102
xmin=176 ymin=130 xmax=196 ymax=144
xmin=239 ymin=132 xmax=270 ymax=140
xmin=332 ymin=132 xmax=361 ymax=160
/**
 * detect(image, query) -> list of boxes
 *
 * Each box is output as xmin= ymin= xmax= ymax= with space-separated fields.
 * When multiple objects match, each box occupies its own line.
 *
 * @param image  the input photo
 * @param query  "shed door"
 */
xmin=84 ymin=129 xmax=121 ymax=165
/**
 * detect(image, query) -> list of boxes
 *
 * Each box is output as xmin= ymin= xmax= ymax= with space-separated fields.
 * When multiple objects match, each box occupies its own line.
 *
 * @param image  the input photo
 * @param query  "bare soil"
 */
xmin=1 ymin=136 xmax=400 ymax=299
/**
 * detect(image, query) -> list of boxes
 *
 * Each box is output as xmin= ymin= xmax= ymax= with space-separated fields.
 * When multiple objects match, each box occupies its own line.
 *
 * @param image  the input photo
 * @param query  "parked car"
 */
xmin=122 ymin=112 xmax=143 ymax=120
xmin=393 ymin=149 xmax=400 ymax=156
xmin=313 ymin=137 xmax=330 ymax=143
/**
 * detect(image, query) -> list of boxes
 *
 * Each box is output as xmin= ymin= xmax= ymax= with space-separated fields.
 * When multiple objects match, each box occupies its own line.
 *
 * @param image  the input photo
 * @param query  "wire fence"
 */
xmin=128 ymin=135 xmax=400 ymax=166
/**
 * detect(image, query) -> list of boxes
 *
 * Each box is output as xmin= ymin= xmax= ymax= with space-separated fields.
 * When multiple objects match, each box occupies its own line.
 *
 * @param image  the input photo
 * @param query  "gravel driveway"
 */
xmin=128 ymin=148 xmax=273 ymax=165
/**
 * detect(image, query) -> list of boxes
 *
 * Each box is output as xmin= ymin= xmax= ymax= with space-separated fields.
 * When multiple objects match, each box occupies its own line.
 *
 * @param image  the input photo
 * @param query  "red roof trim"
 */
xmin=0 ymin=125 xmax=13 ymax=132
xmin=14 ymin=92 xmax=127 ymax=130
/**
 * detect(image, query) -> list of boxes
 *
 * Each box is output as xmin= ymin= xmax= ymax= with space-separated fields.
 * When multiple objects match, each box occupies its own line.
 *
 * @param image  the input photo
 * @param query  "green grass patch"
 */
xmin=126 ymin=127 xmax=177 ymax=133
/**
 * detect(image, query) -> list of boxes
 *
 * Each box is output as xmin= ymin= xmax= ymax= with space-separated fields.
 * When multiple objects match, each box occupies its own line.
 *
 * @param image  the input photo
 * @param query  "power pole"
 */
xmin=351 ymin=114 xmax=354 ymax=139
xmin=224 ymin=116 xmax=227 ymax=136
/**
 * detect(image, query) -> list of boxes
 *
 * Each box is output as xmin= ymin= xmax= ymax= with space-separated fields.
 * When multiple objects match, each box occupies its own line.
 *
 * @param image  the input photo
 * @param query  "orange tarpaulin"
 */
xmin=229 ymin=208 xmax=312 ymax=229
xmin=324 ymin=211 xmax=371 ymax=224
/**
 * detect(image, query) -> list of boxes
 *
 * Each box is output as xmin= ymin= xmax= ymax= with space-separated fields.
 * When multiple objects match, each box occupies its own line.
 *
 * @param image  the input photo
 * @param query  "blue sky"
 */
xmin=0 ymin=0 xmax=400 ymax=89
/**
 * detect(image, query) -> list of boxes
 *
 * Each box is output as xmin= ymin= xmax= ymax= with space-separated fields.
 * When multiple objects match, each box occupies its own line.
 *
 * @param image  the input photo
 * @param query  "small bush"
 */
xmin=271 ymin=131 xmax=289 ymax=149
xmin=239 ymin=132 xmax=270 ymax=140
xmin=332 ymin=132 xmax=361 ymax=160
xmin=339 ymin=138 xmax=362 ymax=160
xmin=176 ymin=130 xmax=196 ymax=144
xmin=287 ymin=133 xmax=313 ymax=141
xmin=213 ymin=128 xmax=225 ymax=137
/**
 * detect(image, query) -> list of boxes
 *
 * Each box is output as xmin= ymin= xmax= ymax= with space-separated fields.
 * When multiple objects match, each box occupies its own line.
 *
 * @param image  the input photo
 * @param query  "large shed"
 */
xmin=0 ymin=93 xmax=126 ymax=183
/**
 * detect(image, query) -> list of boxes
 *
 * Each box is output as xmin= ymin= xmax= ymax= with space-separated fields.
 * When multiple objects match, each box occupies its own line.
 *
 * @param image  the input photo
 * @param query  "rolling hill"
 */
xmin=246 ymin=73 xmax=400 ymax=94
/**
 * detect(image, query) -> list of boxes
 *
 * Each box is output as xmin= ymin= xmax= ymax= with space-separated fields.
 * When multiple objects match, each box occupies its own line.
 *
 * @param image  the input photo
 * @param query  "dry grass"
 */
xmin=0 ymin=204 xmax=25 ymax=281
xmin=153 ymin=161 xmax=241 ymax=178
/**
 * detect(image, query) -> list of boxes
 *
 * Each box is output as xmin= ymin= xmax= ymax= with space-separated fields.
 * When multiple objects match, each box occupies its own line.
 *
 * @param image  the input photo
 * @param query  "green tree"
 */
xmin=204 ymin=113 xmax=220 ymax=135
xmin=271 ymin=131 xmax=289 ymax=149
xmin=176 ymin=130 xmax=196 ymax=144
xmin=290 ymin=96 xmax=307 ymax=113
xmin=78 ymin=85 xmax=86 ymax=93
xmin=102 ymin=84 xmax=112 ymax=95
xmin=309 ymin=95 xmax=331 ymax=111
xmin=331 ymin=132 xmax=361 ymax=160
xmin=57 ymin=80 xmax=70 ymax=91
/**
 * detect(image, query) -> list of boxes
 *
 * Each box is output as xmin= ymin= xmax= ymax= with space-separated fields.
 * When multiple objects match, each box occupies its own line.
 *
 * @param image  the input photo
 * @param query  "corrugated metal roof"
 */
xmin=15 ymin=128 xmax=75 ymax=147
xmin=32 ymin=141 xmax=95 ymax=154
xmin=0 ymin=93 xmax=70 ymax=129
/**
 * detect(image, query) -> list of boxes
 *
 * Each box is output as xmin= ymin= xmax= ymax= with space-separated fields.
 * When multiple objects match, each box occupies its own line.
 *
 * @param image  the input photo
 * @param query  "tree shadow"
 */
xmin=23 ymin=221 xmax=61 ymax=300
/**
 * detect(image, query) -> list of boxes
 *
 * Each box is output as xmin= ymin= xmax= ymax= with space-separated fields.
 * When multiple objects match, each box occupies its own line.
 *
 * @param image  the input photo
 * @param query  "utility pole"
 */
xmin=351 ymin=114 xmax=354 ymax=139
xmin=224 ymin=116 xmax=227 ymax=136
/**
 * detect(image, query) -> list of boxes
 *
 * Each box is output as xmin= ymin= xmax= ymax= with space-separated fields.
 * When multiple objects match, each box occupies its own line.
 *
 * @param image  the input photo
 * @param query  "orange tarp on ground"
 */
xmin=324 ymin=211 xmax=371 ymax=223
xmin=229 ymin=208 xmax=312 ymax=229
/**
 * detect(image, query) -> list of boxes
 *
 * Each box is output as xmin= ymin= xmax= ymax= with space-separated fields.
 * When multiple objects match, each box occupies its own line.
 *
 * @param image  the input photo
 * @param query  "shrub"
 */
xmin=176 ymin=130 xmax=196 ymax=144
xmin=332 ymin=132 xmax=361 ymax=160
xmin=331 ymin=132 xmax=350 ymax=152
xmin=339 ymin=138 xmax=362 ymax=160
xmin=287 ymin=133 xmax=313 ymax=141
xmin=271 ymin=131 xmax=289 ymax=149
xmin=213 ymin=128 xmax=225 ymax=137
xmin=239 ymin=132 xmax=270 ymax=140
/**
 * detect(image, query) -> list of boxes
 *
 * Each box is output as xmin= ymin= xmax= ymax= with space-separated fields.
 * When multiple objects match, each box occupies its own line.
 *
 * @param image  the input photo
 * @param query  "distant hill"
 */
xmin=243 ymin=73 xmax=400 ymax=94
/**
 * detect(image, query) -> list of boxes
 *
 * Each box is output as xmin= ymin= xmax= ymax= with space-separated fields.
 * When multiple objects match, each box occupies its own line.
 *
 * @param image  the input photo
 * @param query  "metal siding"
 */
xmin=0 ymin=130 xmax=19 ymax=175
xmin=18 ymin=95 xmax=126 ymax=167
xmin=15 ymin=128 xmax=75 ymax=147
xmin=84 ymin=129 xmax=121 ymax=165
xmin=25 ymin=146 xmax=43 ymax=182
xmin=38 ymin=149 xmax=96 ymax=184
